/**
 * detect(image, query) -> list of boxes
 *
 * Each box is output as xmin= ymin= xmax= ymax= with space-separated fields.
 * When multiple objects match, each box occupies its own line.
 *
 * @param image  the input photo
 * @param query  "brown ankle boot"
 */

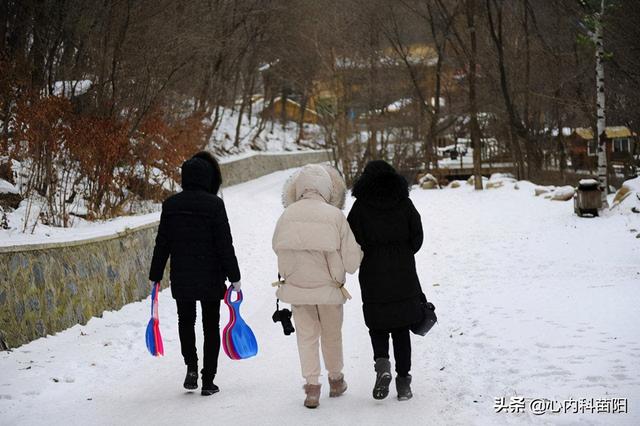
xmin=329 ymin=375 xmax=347 ymax=397
xmin=304 ymin=384 xmax=321 ymax=408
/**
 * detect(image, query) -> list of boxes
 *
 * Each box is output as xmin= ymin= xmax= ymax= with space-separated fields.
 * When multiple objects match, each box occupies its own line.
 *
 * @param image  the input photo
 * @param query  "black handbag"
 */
xmin=411 ymin=294 xmax=437 ymax=336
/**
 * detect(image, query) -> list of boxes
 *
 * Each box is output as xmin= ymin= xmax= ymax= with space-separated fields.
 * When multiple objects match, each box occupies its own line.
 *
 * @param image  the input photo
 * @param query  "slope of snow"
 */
xmin=0 ymin=179 xmax=18 ymax=194
xmin=51 ymin=80 xmax=93 ymax=97
xmin=611 ymin=177 xmax=640 ymax=217
xmin=1 ymin=170 xmax=639 ymax=425
xmin=206 ymin=108 xmax=324 ymax=154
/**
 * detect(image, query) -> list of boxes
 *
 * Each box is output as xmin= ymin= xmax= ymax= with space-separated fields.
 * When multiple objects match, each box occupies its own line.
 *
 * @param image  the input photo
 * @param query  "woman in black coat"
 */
xmin=347 ymin=160 xmax=424 ymax=401
xmin=149 ymin=151 xmax=241 ymax=396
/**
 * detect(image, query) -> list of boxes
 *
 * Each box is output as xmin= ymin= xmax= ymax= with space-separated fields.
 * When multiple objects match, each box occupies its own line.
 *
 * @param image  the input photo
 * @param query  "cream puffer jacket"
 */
xmin=272 ymin=164 xmax=363 ymax=305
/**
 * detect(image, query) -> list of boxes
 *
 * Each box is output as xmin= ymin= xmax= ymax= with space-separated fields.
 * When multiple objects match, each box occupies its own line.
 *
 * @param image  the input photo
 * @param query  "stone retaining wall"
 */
xmin=219 ymin=150 xmax=332 ymax=187
xmin=0 ymin=149 xmax=332 ymax=349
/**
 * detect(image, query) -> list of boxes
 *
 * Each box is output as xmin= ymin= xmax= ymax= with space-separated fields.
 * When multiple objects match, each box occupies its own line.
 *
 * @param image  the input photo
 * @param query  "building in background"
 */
xmin=567 ymin=126 xmax=637 ymax=172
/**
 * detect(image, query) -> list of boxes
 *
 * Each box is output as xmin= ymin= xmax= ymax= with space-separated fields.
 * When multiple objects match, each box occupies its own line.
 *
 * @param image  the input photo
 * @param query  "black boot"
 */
xmin=201 ymin=373 xmax=219 ymax=396
xmin=183 ymin=366 xmax=198 ymax=390
xmin=396 ymin=375 xmax=413 ymax=401
xmin=373 ymin=358 xmax=392 ymax=400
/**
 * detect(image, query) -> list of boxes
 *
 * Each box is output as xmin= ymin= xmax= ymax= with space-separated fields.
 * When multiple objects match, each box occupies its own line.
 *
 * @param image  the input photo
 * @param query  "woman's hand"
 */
xmin=231 ymin=281 xmax=241 ymax=292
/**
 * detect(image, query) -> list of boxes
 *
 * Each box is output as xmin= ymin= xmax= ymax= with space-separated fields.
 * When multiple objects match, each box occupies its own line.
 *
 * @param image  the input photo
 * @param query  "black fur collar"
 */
xmin=352 ymin=162 xmax=409 ymax=209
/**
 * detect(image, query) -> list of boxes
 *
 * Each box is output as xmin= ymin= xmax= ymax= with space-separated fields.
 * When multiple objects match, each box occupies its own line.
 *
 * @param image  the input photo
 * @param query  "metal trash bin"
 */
xmin=574 ymin=179 xmax=602 ymax=217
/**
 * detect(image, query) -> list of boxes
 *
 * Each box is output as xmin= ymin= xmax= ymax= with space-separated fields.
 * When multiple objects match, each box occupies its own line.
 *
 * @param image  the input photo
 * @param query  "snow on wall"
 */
xmin=0 ymin=149 xmax=331 ymax=349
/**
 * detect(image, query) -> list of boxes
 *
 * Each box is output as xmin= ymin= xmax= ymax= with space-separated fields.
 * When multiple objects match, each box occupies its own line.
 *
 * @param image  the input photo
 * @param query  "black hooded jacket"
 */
xmin=347 ymin=161 xmax=424 ymax=330
xmin=149 ymin=157 xmax=240 ymax=300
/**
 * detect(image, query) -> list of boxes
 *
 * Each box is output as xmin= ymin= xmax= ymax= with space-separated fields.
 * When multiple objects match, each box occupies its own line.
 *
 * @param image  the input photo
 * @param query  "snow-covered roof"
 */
xmin=270 ymin=96 xmax=319 ymax=117
xmin=574 ymin=126 xmax=635 ymax=140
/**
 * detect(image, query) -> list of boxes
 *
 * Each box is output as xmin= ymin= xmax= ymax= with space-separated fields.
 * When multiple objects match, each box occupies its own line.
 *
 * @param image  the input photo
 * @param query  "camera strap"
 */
xmin=273 ymin=273 xmax=286 ymax=312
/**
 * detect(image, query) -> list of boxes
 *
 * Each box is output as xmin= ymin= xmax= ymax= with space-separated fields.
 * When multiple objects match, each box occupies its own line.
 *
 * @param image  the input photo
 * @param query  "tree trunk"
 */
xmin=297 ymin=91 xmax=308 ymax=144
xmin=485 ymin=0 xmax=530 ymax=180
xmin=508 ymin=126 xmax=525 ymax=179
xmin=234 ymin=93 xmax=247 ymax=148
xmin=467 ymin=0 xmax=482 ymax=190
xmin=30 ymin=0 xmax=47 ymax=90
xmin=594 ymin=0 xmax=608 ymax=206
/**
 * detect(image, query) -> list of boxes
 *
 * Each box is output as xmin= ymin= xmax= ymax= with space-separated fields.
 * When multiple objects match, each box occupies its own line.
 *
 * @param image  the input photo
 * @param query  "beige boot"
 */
xmin=329 ymin=375 xmax=347 ymax=397
xmin=304 ymin=384 xmax=321 ymax=408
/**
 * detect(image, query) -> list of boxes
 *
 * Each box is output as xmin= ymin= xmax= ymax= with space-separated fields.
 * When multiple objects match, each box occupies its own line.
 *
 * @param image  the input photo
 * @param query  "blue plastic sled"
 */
xmin=222 ymin=288 xmax=258 ymax=360
xmin=145 ymin=282 xmax=164 ymax=356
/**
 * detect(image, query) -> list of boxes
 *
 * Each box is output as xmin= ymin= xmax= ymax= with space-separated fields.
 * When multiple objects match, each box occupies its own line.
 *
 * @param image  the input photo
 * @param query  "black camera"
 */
xmin=272 ymin=306 xmax=295 ymax=336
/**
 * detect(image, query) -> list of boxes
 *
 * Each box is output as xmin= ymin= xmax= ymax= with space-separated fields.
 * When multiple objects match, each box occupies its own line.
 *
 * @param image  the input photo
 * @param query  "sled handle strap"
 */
xmin=224 ymin=287 xmax=243 ymax=305
xmin=151 ymin=282 xmax=160 ymax=318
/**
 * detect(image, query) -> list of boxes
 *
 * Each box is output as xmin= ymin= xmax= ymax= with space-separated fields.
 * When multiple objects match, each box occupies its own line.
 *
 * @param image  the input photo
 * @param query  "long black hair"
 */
xmin=191 ymin=151 xmax=223 ymax=194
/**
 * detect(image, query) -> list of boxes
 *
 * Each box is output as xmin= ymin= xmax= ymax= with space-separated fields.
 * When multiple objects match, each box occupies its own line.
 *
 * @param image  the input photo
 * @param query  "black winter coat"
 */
xmin=347 ymin=161 xmax=424 ymax=331
xmin=149 ymin=157 xmax=240 ymax=300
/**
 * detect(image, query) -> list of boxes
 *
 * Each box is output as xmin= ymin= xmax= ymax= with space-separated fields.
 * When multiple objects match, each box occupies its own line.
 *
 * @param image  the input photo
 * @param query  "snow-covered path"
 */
xmin=1 ymin=170 xmax=639 ymax=426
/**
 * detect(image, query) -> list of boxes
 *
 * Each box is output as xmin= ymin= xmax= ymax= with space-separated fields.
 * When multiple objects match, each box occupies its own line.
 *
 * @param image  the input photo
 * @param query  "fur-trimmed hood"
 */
xmin=351 ymin=160 xmax=409 ymax=209
xmin=273 ymin=163 xmax=361 ymax=305
xmin=282 ymin=164 xmax=347 ymax=209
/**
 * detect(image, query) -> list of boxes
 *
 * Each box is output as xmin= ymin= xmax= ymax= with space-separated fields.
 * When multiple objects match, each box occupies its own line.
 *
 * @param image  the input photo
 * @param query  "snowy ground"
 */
xmin=1 ymin=170 xmax=639 ymax=426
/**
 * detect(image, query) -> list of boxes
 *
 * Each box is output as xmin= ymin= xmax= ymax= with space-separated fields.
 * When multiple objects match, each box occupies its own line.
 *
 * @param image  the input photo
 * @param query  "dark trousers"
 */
xmin=369 ymin=327 xmax=411 ymax=377
xmin=176 ymin=299 xmax=221 ymax=379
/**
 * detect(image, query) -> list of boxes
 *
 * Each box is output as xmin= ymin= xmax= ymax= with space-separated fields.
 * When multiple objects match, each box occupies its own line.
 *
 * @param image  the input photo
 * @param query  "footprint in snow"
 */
xmin=612 ymin=373 xmax=629 ymax=381
xmin=22 ymin=390 xmax=39 ymax=396
xmin=0 ymin=394 xmax=12 ymax=400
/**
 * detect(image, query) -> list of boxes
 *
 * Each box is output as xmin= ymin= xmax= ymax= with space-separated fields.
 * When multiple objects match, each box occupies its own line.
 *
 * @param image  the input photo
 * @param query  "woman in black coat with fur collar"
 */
xmin=347 ymin=160 xmax=424 ymax=401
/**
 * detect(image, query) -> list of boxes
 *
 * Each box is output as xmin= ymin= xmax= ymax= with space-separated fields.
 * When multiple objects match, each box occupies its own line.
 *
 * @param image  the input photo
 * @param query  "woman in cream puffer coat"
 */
xmin=272 ymin=164 xmax=362 ymax=408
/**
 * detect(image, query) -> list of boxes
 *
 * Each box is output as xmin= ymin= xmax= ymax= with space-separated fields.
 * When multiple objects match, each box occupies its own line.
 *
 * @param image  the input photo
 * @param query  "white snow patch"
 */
xmin=620 ymin=176 xmax=640 ymax=193
xmin=551 ymin=185 xmax=576 ymax=201
xmin=579 ymin=178 xmax=599 ymax=186
xmin=205 ymin=108 xmax=324 ymax=155
xmin=0 ymin=179 xmax=18 ymax=194
xmin=387 ymin=98 xmax=412 ymax=112
xmin=51 ymin=80 xmax=93 ymax=97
